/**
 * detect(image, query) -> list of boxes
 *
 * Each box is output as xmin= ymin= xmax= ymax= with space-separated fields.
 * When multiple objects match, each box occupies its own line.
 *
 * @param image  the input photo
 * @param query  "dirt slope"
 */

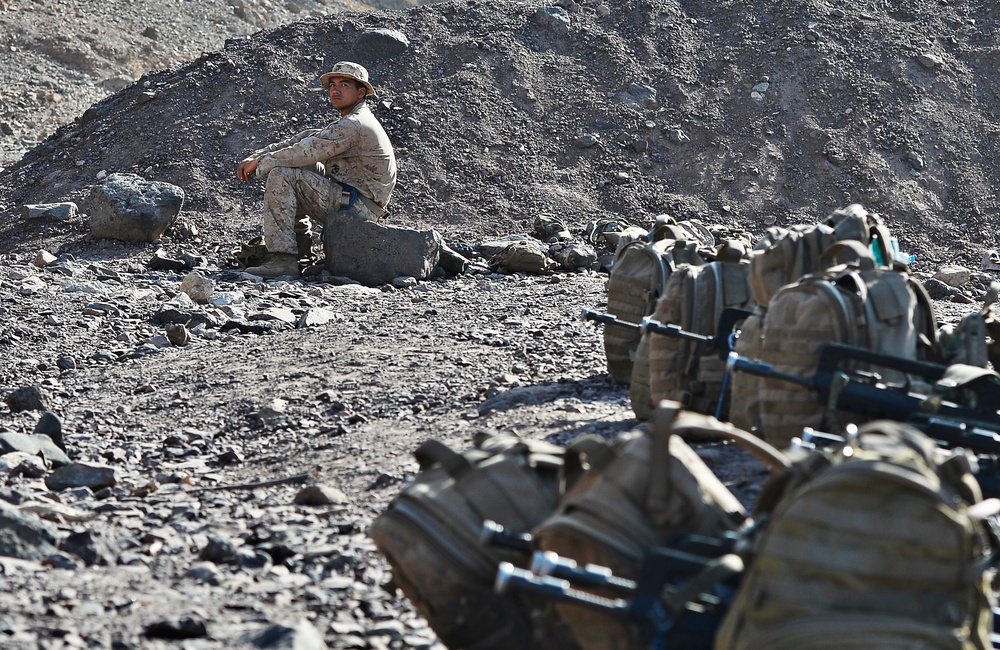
xmin=2 ymin=0 xmax=999 ymax=269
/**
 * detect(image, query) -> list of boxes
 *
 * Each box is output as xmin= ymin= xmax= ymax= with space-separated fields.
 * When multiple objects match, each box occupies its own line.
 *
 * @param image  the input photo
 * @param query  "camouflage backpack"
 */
xmin=370 ymin=433 xmax=579 ymax=650
xmin=603 ymin=228 xmax=712 ymax=385
xmin=532 ymin=404 xmax=748 ymax=650
xmin=490 ymin=240 xmax=559 ymax=274
xmin=643 ymin=240 xmax=752 ymax=420
xmin=729 ymin=206 xmax=893 ymax=435
xmin=755 ymin=241 xmax=937 ymax=447
xmin=714 ymin=421 xmax=995 ymax=650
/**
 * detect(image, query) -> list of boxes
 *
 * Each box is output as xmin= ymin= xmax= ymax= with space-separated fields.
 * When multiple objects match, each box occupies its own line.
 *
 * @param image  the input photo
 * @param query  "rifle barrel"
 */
xmin=580 ymin=308 xmax=640 ymax=331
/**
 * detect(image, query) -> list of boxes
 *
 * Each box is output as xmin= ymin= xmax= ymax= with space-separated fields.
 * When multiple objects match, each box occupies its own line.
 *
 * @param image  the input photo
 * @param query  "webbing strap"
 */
xmin=562 ymin=434 xmax=621 ymax=492
xmin=414 ymin=438 xmax=472 ymax=476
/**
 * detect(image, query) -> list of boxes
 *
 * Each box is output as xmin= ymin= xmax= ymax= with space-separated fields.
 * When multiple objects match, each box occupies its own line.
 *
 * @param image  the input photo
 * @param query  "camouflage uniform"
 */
xmin=251 ymin=100 xmax=396 ymax=255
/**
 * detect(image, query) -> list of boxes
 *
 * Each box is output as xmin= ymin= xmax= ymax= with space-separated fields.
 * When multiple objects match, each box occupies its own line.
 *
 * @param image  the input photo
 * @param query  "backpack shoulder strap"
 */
xmin=562 ymin=434 xmax=622 ymax=490
xmin=653 ymin=402 xmax=791 ymax=472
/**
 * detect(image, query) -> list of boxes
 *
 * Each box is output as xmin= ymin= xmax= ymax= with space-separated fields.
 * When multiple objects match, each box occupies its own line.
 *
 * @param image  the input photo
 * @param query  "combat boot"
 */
xmin=245 ymin=253 xmax=300 ymax=279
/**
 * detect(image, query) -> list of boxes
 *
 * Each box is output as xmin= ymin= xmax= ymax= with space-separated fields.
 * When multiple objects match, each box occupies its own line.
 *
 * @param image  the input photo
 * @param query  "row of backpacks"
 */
xmin=369 ymin=400 xmax=1000 ymax=650
xmin=599 ymin=204 xmax=1000 ymax=447
xmin=367 ymin=204 xmax=1000 ymax=649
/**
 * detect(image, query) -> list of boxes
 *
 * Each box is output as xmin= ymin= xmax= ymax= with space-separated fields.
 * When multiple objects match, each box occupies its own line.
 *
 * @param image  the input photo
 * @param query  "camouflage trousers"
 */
xmin=261 ymin=165 xmax=376 ymax=255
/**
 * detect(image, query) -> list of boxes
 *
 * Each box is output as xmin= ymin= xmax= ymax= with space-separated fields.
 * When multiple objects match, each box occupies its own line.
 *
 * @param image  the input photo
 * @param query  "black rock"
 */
xmin=33 ymin=411 xmax=65 ymax=452
xmin=5 ymin=385 xmax=48 ymax=412
xmin=59 ymin=529 xmax=118 ymax=566
xmin=143 ymin=617 xmax=208 ymax=640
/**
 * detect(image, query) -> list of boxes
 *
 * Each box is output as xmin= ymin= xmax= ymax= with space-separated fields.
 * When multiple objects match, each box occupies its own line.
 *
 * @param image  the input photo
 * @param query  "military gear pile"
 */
xmin=371 ymin=203 xmax=1000 ymax=650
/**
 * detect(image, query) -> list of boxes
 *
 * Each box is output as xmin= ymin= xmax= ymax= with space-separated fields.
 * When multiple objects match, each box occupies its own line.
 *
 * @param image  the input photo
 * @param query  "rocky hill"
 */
xmin=2 ymin=0 xmax=999 ymax=269
xmin=0 ymin=0 xmax=996 ymax=647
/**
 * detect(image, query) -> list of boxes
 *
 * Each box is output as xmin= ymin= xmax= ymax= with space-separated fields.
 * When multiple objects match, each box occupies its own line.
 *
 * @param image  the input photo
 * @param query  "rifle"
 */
xmin=728 ymin=342 xmax=1000 ymax=463
xmin=497 ymin=546 xmax=1000 ymax=650
xmin=581 ymin=307 xmax=750 ymax=359
xmin=495 ymin=544 xmax=742 ymax=650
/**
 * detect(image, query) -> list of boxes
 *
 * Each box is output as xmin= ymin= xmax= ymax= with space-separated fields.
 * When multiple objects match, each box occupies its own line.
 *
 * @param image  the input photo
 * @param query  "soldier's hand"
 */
xmin=237 ymin=157 xmax=259 ymax=183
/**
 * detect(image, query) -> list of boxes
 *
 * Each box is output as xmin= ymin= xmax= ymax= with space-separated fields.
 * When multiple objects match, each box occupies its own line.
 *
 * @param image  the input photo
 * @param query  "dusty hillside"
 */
xmin=0 ymin=0 xmax=995 ymax=648
xmin=0 ymin=0 xmax=428 ymax=169
xmin=1 ymin=0 xmax=998 ymax=270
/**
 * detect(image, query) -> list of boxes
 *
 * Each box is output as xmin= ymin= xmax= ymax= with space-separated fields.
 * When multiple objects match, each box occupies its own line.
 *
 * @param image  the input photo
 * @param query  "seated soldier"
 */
xmin=236 ymin=61 xmax=397 ymax=278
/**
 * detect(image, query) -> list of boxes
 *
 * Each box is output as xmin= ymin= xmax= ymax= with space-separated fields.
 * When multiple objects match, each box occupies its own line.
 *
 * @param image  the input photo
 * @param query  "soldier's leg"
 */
xmin=261 ymin=167 xmax=342 ymax=254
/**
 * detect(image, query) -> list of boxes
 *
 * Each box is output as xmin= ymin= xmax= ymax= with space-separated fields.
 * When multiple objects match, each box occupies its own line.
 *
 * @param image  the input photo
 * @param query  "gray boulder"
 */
xmin=0 ymin=501 xmax=60 ymax=561
xmin=88 ymin=173 xmax=185 ymax=242
xmin=324 ymin=211 xmax=442 ymax=287
xmin=0 ymin=432 xmax=70 ymax=467
xmin=351 ymin=28 xmax=410 ymax=65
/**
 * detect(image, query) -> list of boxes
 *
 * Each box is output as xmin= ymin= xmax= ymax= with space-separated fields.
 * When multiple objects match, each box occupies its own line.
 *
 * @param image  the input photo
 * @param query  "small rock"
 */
xmin=21 ymin=202 xmax=77 ymax=222
xmin=923 ymin=277 xmax=959 ymax=300
xmin=199 ymin=534 xmax=239 ymax=563
xmin=144 ymin=617 xmax=208 ymax=640
xmin=575 ymin=134 xmax=599 ymax=148
xmin=933 ymin=264 xmax=972 ymax=288
xmin=45 ymin=462 xmax=117 ymax=492
xmin=297 ymin=308 xmax=337 ymax=328
xmin=5 ymin=385 xmax=48 ymax=412
xmin=0 ymin=452 xmax=46 ymax=478
xmin=293 ymin=485 xmax=348 ymax=506
xmin=391 ymin=276 xmax=417 ymax=289
xmin=916 ymin=52 xmax=944 ymax=70
xmin=179 ymin=272 xmax=214 ymax=302
xmin=148 ymin=249 xmax=188 ymax=272
xmin=33 ymin=411 xmax=65 ymax=452
xmin=185 ymin=562 xmax=223 ymax=585
xmin=249 ymin=619 xmax=327 ymax=649
xmin=0 ymin=501 xmax=61 ymax=560
xmin=59 ymin=529 xmax=118 ymax=566
xmin=33 ymin=250 xmax=57 ymax=268
xmin=0 ymin=432 xmax=69 ymax=466
xmin=237 ymin=548 xmax=272 ymax=570
xmin=42 ymin=552 xmax=80 ymax=570
xmin=56 ymin=356 xmax=77 ymax=371
xmin=981 ymin=250 xmax=1000 ymax=272
xmin=165 ymin=324 xmax=191 ymax=346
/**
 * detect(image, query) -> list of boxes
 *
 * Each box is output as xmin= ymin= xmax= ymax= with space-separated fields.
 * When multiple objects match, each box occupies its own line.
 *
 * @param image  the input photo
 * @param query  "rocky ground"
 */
xmin=0 ymin=0 xmax=997 ymax=648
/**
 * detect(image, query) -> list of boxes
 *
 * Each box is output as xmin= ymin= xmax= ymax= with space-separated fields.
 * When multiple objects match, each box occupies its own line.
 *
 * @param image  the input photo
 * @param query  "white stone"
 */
xmin=933 ymin=264 xmax=972 ymax=288
xmin=179 ymin=272 xmax=214 ymax=303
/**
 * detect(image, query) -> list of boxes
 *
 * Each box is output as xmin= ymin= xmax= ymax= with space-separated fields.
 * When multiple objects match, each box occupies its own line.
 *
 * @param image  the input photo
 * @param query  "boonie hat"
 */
xmin=320 ymin=61 xmax=377 ymax=98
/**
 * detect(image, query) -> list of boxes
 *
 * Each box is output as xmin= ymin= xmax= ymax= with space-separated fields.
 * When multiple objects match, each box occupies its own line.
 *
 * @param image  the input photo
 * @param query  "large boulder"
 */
xmin=88 ymin=173 xmax=185 ymax=242
xmin=323 ymin=211 xmax=442 ymax=287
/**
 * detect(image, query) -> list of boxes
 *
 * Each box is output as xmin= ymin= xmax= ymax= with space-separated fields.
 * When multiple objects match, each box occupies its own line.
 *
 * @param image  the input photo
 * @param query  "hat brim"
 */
xmin=320 ymin=73 xmax=377 ymax=99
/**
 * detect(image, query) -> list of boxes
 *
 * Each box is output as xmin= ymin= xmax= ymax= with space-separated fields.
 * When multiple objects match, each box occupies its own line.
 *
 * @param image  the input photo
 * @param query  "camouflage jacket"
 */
xmin=253 ymin=101 xmax=397 ymax=207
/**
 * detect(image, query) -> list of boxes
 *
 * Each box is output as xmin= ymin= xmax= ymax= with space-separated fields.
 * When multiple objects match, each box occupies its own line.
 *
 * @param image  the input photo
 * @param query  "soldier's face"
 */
xmin=327 ymin=78 xmax=366 ymax=113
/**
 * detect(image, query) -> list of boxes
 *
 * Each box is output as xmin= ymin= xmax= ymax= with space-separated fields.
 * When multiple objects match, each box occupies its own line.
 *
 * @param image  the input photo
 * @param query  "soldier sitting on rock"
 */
xmin=236 ymin=61 xmax=397 ymax=279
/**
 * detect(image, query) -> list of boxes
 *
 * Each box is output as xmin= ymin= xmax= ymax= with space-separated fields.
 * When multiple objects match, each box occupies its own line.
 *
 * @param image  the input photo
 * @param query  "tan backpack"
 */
xmin=755 ymin=241 xmax=937 ymax=447
xmin=532 ymin=406 xmax=748 ymax=650
xmin=369 ymin=433 xmax=578 ymax=650
xmin=603 ymin=237 xmax=707 ymax=385
xmin=713 ymin=421 xmax=995 ymax=650
xmin=644 ymin=241 xmax=752 ymax=419
xmin=728 ymin=309 xmax=765 ymax=432
xmin=747 ymin=204 xmax=888 ymax=307
xmin=490 ymin=240 xmax=559 ymax=274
